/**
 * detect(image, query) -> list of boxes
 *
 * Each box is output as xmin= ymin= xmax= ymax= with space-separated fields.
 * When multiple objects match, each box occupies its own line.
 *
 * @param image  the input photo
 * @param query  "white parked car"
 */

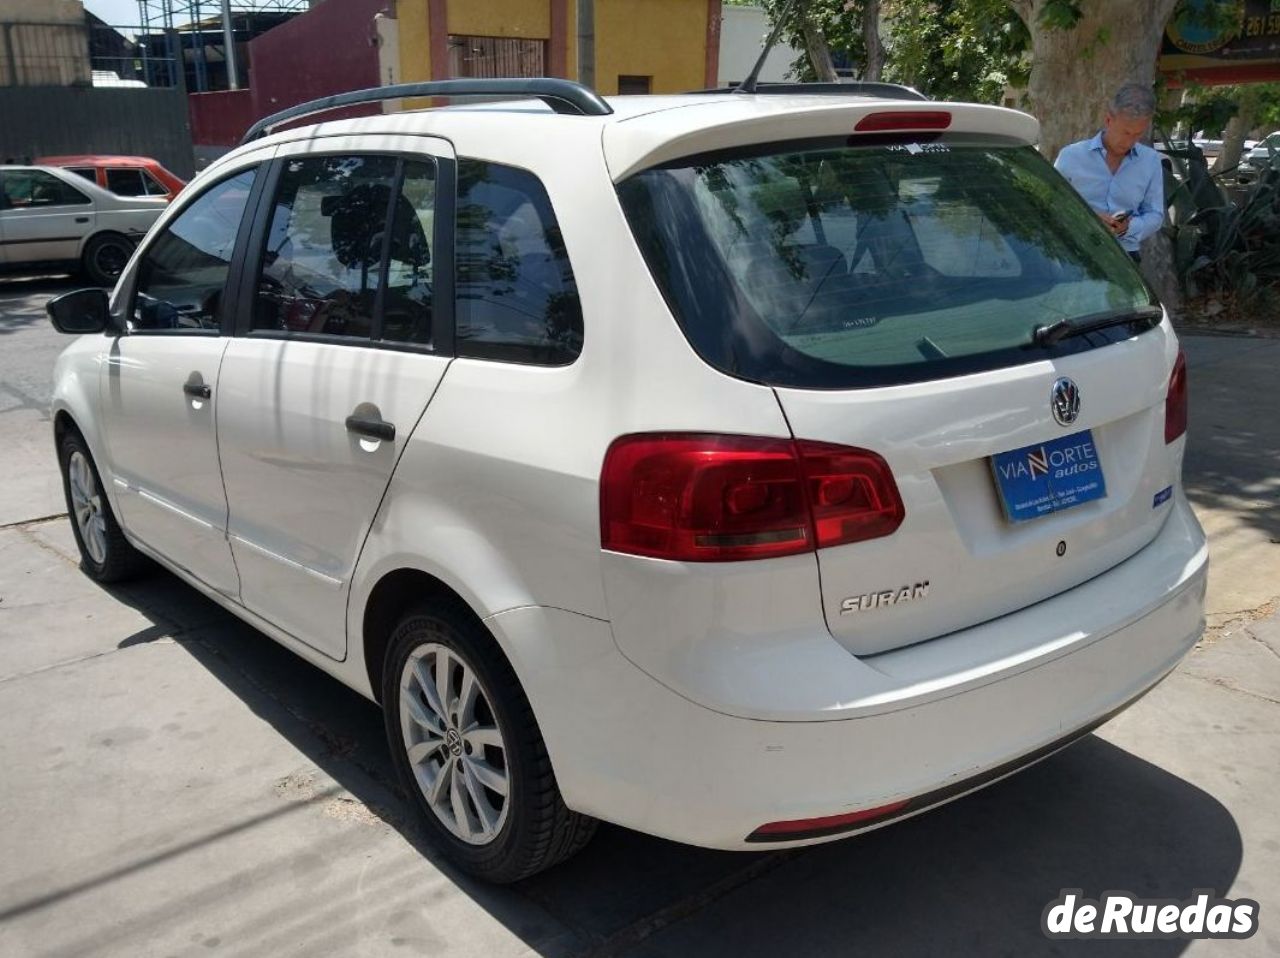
xmin=1 ymin=165 xmax=167 ymax=285
xmin=47 ymin=79 xmax=1207 ymax=883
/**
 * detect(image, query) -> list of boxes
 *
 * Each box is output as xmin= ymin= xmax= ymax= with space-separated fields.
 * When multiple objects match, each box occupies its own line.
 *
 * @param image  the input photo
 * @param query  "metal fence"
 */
xmin=0 ymin=22 xmax=180 ymax=89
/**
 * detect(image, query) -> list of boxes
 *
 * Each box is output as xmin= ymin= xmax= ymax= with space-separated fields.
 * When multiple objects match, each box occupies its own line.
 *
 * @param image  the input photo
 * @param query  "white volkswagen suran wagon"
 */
xmin=48 ymin=78 xmax=1207 ymax=882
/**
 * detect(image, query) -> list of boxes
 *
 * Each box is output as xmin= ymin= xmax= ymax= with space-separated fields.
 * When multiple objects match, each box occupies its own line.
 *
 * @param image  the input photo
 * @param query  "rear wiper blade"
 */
xmin=1031 ymin=307 xmax=1162 ymax=347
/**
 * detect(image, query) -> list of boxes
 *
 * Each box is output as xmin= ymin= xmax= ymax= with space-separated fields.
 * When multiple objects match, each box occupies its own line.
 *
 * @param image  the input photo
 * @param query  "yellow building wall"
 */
xmin=397 ymin=0 xmax=431 ymax=85
xmin=594 ymin=0 xmax=708 ymax=95
xmin=394 ymin=0 xmax=705 ymax=95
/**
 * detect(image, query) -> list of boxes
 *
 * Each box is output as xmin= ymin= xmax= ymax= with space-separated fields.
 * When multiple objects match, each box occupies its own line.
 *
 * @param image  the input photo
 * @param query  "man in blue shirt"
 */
xmin=1054 ymin=84 xmax=1164 ymax=264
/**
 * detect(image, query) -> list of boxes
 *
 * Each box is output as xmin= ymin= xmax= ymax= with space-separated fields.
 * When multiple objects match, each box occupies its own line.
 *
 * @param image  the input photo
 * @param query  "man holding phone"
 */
xmin=1053 ymin=84 xmax=1165 ymax=265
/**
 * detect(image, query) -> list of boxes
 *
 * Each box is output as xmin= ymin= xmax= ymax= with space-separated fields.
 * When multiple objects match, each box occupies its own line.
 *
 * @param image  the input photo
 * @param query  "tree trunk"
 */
xmin=862 ymin=0 xmax=885 ymax=81
xmin=1214 ymin=88 xmax=1259 ymax=174
xmin=797 ymin=0 xmax=839 ymax=82
xmin=1010 ymin=0 xmax=1183 ymax=311
xmin=1011 ymin=0 xmax=1180 ymax=161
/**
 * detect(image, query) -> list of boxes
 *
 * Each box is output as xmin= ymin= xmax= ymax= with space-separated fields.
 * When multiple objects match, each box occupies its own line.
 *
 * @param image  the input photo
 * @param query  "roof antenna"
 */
xmin=736 ymin=0 xmax=801 ymax=95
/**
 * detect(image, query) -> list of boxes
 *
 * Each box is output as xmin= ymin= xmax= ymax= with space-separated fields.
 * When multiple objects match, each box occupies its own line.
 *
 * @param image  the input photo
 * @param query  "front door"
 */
xmin=217 ymin=141 xmax=453 ymax=658
xmin=100 ymin=164 xmax=264 ymax=597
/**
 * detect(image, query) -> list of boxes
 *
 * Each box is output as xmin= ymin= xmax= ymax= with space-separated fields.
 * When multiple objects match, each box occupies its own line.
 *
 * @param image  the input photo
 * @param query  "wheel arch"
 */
xmin=360 ymin=566 xmax=495 ymax=706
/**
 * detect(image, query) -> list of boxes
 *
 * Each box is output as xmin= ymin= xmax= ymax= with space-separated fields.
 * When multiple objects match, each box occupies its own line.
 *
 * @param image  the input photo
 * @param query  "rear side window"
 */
xmin=106 ymin=168 xmax=149 ymax=196
xmin=254 ymin=155 xmax=399 ymax=340
xmin=455 ymin=159 xmax=582 ymax=365
xmin=67 ymin=167 xmax=96 ymax=183
xmin=618 ymin=136 xmax=1156 ymax=388
xmin=252 ymin=154 xmax=436 ymax=345
xmin=132 ymin=168 xmax=257 ymax=331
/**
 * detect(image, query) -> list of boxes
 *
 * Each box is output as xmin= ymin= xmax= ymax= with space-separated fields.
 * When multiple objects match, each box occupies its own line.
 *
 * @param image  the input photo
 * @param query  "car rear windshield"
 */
xmin=617 ymin=134 xmax=1158 ymax=388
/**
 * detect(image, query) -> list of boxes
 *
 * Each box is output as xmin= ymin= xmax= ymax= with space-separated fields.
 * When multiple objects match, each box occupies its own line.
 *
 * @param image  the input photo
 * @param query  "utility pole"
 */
xmin=221 ymin=0 xmax=239 ymax=90
xmin=576 ymin=0 xmax=594 ymax=90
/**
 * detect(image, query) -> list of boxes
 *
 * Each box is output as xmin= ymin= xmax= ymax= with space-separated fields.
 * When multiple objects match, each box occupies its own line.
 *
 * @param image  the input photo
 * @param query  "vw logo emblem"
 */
xmin=1051 ymin=377 xmax=1081 ymax=426
xmin=445 ymin=728 xmax=463 ymax=757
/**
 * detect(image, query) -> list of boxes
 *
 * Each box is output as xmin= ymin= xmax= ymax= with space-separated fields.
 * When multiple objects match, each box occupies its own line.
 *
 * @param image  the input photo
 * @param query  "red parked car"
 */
xmin=35 ymin=155 xmax=186 ymax=202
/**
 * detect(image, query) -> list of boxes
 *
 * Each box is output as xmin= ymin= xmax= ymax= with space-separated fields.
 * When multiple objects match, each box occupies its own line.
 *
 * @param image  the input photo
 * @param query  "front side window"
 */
xmin=455 ymin=159 xmax=582 ymax=365
xmin=67 ymin=167 xmax=97 ymax=184
xmin=131 ymin=168 xmax=257 ymax=331
xmin=619 ymin=136 xmax=1156 ymax=388
xmin=0 ymin=169 xmax=90 ymax=208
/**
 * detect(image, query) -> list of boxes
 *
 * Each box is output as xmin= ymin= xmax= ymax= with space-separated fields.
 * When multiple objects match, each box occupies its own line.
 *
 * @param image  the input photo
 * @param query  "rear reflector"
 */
xmin=749 ymin=800 xmax=911 ymax=839
xmin=600 ymin=434 xmax=905 ymax=562
xmin=1165 ymin=349 xmax=1187 ymax=443
xmin=854 ymin=110 xmax=952 ymax=133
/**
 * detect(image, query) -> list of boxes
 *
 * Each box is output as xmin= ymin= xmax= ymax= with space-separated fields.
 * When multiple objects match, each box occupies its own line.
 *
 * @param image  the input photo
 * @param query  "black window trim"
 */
xmin=234 ymin=148 xmax=456 ymax=358
xmin=122 ymin=161 xmax=269 ymax=338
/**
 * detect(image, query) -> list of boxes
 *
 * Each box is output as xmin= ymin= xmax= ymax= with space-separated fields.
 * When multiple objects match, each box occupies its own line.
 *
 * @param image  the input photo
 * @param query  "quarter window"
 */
xmin=131 ymin=167 xmax=257 ymax=332
xmin=455 ymin=160 xmax=582 ymax=365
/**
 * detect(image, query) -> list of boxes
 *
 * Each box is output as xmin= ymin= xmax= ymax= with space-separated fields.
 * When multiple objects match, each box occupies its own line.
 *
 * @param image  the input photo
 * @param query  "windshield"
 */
xmin=618 ymin=135 xmax=1157 ymax=388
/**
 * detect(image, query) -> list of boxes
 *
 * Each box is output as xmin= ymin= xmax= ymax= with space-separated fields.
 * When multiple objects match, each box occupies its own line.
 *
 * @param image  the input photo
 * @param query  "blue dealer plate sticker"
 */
xmin=990 ymin=429 xmax=1107 ymax=523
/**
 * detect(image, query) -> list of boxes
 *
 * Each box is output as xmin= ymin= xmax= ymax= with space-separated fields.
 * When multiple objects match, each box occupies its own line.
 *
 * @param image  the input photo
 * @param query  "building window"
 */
xmin=448 ymin=36 xmax=546 ymax=78
xmin=618 ymin=75 xmax=652 ymax=95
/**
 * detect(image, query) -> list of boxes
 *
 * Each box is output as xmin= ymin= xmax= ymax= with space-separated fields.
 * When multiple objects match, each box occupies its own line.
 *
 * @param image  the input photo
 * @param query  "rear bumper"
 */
xmin=489 ymin=495 xmax=1207 ymax=850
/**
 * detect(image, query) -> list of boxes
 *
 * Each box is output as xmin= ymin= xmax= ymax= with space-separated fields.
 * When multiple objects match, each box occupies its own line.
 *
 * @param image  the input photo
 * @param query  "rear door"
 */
xmin=216 ymin=137 xmax=453 ymax=659
xmin=0 ymin=168 xmax=94 ymax=264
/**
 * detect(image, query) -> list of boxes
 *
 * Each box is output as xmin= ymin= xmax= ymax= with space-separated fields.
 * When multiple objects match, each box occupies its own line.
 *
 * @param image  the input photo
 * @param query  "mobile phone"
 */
xmin=1113 ymin=210 xmax=1132 ymax=222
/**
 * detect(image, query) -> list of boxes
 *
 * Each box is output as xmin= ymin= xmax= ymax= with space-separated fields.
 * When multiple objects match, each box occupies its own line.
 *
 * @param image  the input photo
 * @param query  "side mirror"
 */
xmin=47 ymin=288 xmax=111 ymax=334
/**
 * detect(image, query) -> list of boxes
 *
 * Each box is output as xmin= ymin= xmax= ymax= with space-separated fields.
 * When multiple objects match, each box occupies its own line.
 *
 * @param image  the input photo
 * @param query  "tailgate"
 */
xmin=776 ymin=327 xmax=1182 ymax=656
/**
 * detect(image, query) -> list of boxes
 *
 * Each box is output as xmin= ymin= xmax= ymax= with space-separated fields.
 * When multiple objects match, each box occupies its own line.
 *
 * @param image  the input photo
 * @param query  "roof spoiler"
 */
xmin=240 ymin=78 xmax=613 ymax=145
xmin=694 ymin=81 xmax=929 ymax=102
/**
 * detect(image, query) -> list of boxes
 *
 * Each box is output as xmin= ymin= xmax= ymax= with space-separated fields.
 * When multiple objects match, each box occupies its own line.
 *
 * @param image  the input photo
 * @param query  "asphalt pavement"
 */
xmin=1 ymin=274 xmax=1278 ymax=957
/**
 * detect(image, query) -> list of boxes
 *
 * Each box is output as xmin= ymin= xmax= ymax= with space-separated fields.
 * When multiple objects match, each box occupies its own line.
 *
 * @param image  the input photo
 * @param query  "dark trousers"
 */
xmin=1128 ymin=251 xmax=1142 ymax=265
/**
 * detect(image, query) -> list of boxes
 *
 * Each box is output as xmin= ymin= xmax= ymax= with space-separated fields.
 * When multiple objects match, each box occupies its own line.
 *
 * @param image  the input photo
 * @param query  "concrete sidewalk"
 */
xmin=1 ymin=280 xmax=1278 ymax=957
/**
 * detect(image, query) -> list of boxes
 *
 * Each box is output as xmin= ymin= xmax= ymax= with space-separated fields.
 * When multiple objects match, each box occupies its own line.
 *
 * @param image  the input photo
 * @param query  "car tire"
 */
xmin=58 ymin=429 xmax=147 ymax=583
xmin=82 ymin=232 xmax=135 ymax=287
xmin=383 ymin=603 xmax=597 ymax=883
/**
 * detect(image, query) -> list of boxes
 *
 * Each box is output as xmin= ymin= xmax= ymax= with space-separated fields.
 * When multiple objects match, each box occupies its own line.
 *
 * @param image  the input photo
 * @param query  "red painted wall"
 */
xmin=246 ymin=0 xmax=387 ymax=131
xmin=188 ymin=90 xmax=256 ymax=147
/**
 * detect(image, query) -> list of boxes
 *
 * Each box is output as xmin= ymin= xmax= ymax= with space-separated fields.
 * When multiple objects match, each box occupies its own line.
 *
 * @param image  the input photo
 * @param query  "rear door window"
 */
xmin=251 ymin=154 xmax=438 ymax=346
xmin=106 ymin=168 xmax=149 ymax=196
xmin=618 ymin=136 xmax=1156 ymax=388
xmin=253 ymin=155 xmax=399 ymax=340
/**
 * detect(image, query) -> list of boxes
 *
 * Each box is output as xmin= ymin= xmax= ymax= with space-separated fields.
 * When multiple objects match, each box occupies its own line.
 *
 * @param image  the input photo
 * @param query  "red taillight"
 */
xmin=1165 ymin=349 xmax=1188 ymax=443
xmin=600 ymin=434 xmax=905 ymax=562
xmin=749 ymin=799 xmax=911 ymax=839
xmin=854 ymin=110 xmax=952 ymax=133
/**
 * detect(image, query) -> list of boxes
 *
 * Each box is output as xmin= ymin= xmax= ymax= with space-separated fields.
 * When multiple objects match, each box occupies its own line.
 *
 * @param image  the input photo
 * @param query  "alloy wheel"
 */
xmin=67 ymin=450 xmax=107 ymax=565
xmin=399 ymin=642 xmax=510 ymax=845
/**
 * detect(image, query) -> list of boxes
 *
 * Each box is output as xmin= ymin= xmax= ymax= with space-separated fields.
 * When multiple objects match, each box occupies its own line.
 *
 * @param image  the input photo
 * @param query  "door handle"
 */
xmin=345 ymin=414 xmax=395 ymax=442
xmin=183 ymin=382 xmax=211 ymax=399
xmin=75 ymin=216 xmax=90 ymax=224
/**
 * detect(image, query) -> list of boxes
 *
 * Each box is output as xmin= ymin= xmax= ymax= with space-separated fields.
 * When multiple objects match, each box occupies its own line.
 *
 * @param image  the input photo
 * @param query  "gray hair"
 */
xmin=1109 ymin=83 xmax=1156 ymax=119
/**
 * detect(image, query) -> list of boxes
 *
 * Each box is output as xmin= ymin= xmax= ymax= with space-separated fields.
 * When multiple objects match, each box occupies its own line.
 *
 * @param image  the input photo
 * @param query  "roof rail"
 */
xmin=695 ymin=81 xmax=929 ymax=102
xmin=240 ymin=78 xmax=613 ymax=144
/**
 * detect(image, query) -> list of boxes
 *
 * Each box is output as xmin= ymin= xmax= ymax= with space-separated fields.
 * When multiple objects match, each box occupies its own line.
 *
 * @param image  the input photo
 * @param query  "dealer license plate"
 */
xmin=990 ymin=429 xmax=1107 ymax=523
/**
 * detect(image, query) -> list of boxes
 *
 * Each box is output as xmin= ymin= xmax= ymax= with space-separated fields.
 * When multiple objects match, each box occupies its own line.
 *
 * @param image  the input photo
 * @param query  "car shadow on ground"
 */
xmin=58 ymin=563 xmax=1244 ymax=958
xmin=0 ymin=274 xmax=79 ymax=335
xmin=1182 ymin=334 xmax=1280 ymax=547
